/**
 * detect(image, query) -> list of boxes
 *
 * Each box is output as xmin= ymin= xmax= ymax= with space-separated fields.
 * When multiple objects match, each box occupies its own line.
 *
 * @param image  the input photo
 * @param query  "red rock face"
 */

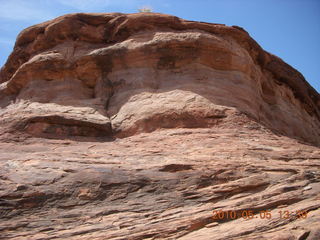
xmin=0 ymin=13 xmax=319 ymax=239
xmin=0 ymin=13 xmax=319 ymax=144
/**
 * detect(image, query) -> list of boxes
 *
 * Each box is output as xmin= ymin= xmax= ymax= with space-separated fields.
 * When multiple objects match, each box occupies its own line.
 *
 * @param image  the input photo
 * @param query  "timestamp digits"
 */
xmin=212 ymin=210 xmax=308 ymax=220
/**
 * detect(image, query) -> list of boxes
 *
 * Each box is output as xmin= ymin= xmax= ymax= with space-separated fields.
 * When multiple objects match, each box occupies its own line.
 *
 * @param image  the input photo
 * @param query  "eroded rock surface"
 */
xmin=0 ymin=12 xmax=319 ymax=144
xmin=0 ymin=13 xmax=319 ymax=240
xmin=1 ymin=126 xmax=320 ymax=239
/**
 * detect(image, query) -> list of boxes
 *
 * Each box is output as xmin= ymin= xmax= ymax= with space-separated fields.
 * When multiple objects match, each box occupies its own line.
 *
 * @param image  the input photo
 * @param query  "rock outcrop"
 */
xmin=0 ymin=12 xmax=319 ymax=144
xmin=0 ymin=13 xmax=319 ymax=240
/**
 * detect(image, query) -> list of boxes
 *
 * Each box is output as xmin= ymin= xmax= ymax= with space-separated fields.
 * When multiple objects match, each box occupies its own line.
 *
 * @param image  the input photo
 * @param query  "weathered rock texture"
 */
xmin=0 ymin=13 xmax=319 ymax=240
xmin=0 ymin=12 xmax=319 ymax=144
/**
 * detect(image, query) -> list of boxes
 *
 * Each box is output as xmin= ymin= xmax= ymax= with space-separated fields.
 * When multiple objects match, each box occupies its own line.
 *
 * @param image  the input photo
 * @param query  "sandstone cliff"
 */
xmin=0 ymin=12 xmax=319 ymax=145
xmin=0 ymin=13 xmax=319 ymax=240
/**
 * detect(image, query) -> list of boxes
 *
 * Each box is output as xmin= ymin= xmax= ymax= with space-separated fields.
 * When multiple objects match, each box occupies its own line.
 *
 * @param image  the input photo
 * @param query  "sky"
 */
xmin=0 ymin=0 xmax=319 ymax=92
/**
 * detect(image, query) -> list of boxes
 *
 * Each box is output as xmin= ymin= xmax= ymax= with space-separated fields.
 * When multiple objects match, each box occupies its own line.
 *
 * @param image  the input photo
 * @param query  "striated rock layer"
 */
xmin=0 ymin=13 xmax=319 ymax=240
xmin=0 ymin=12 xmax=319 ymax=144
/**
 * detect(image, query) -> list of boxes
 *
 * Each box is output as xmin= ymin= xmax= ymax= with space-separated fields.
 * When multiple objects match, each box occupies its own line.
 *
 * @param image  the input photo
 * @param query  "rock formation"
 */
xmin=0 ymin=13 xmax=319 ymax=239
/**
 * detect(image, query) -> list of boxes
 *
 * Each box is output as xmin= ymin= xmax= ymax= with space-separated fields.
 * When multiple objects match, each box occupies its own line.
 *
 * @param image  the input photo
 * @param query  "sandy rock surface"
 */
xmin=0 ymin=13 xmax=319 ymax=239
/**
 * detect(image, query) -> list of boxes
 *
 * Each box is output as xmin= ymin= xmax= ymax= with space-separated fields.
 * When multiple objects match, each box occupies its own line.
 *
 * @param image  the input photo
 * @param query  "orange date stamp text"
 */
xmin=212 ymin=210 xmax=308 ymax=220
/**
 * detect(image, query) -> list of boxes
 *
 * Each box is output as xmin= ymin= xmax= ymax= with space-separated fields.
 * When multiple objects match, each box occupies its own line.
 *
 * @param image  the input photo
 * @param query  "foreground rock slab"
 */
xmin=1 ymin=125 xmax=320 ymax=239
